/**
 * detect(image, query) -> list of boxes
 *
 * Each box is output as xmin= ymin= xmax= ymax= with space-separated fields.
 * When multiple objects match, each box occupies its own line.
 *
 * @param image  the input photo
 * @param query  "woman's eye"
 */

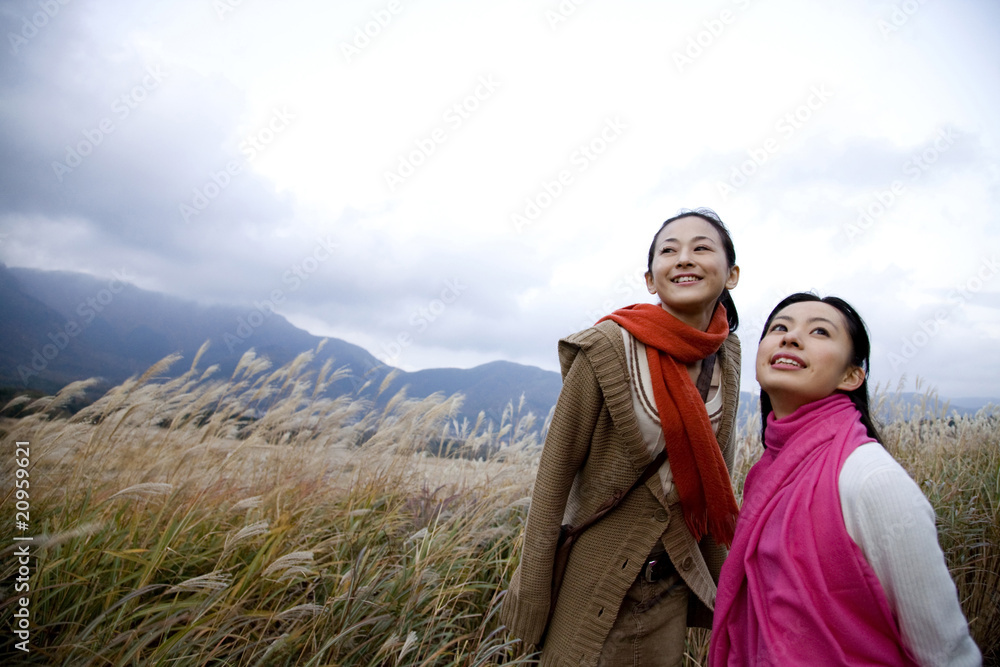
xmin=695 ymin=245 xmax=711 ymax=251
xmin=812 ymin=328 xmax=829 ymax=336
xmin=768 ymin=324 xmax=787 ymax=333
xmin=660 ymin=247 xmax=675 ymax=254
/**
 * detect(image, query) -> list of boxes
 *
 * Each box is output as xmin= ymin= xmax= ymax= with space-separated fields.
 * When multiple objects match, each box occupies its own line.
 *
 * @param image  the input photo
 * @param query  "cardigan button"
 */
xmin=654 ymin=508 xmax=668 ymax=522
xmin=681 ymin=556 xmax=694 ymax=571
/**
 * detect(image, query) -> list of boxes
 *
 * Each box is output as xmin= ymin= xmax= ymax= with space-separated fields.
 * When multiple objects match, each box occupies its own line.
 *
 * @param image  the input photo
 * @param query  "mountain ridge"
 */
xmin=2 ymin=264 xmax=995 ymax=428
xmin=0 ymin=264 xmax=562 ymax=424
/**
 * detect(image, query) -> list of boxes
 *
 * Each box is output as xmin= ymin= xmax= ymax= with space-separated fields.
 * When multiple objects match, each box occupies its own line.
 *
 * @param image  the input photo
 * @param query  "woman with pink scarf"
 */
xmin=710 ymin=293 xmax=980 ymax=666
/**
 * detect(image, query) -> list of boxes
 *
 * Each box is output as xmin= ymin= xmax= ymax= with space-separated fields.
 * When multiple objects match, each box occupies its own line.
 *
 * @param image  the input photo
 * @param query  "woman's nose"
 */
xmin=780 ymin=330 xmax=801 ymax=347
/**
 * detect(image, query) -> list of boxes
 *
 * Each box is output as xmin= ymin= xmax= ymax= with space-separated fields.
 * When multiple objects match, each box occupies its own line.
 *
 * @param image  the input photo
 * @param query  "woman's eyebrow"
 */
xmin=807 ymin=316 xmax=840 ymax=330
xmin=660 ymin=235 xmax=717 ymax=244
xmin=771 ymin=314 xmax=840 ymax=330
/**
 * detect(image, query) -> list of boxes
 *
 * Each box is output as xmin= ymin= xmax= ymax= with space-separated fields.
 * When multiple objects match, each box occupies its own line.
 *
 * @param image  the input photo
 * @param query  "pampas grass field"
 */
xmin=1 ymin=346 xmax=998 ymax=665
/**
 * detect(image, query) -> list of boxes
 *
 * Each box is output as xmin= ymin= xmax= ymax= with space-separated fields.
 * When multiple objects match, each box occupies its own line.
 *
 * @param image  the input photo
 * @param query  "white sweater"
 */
xmin=839 ymin=443 xmax=982 ymax=666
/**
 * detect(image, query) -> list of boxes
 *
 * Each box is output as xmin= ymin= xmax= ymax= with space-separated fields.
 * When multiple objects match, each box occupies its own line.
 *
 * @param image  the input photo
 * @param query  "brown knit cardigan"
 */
xmin=499 ymin=319 xmax=741 ymax=666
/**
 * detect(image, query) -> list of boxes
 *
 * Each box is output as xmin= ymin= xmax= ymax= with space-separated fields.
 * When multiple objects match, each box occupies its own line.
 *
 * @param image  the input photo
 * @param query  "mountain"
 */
xmin=1 ymin=265 xmax=379 ymax=391
xmin=736 ymin=391 xmax=997 ymax=433
xmin=2 ymin=265 xmax=995 ymax=431
xmin=0 ymin=264 xmax=561 ymax=424
xmin=382 ymin=360 xmax=562 ymax=427
xmin=949 ymin=397 xmax=999 ymax=412
xmin=872 ymin=392 xmax=997 ymax=418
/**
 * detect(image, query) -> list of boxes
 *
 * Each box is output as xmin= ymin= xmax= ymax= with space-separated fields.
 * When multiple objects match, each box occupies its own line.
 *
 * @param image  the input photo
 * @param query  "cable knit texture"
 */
xmin=500 ymin=320 xmax=741 ymax=666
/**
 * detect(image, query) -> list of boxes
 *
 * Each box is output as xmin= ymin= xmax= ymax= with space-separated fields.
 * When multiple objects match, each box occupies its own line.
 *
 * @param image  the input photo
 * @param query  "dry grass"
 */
xmin=876 ymin=386 xmax=1000 ymax=663
xmin=0 ymin=350 xmax=996 ymax=665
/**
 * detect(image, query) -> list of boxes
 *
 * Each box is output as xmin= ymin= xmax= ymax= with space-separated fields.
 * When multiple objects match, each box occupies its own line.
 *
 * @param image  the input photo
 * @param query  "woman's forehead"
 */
xmin=655 ymin=216 xmax=722 ymax=245
xmin=772 ymin=301 xmax=848 ymax=329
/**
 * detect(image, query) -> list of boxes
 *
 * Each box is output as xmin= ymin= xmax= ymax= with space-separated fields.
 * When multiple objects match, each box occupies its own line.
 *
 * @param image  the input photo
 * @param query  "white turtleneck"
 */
xmin=839 ymin=443 xmax=982 ymax=666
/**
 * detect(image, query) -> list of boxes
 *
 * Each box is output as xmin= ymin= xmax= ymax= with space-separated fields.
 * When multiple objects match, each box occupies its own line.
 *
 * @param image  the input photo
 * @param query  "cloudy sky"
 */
xmin=1 ymin=0 xmax=998 ymax=399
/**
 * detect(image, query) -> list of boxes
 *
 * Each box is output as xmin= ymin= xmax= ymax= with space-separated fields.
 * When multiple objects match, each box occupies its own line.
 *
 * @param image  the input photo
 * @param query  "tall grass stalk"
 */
xmin=1 ymin=354 xmax=996 ymax=665
xmin=1 ymin=347 xmax=538 ymax=665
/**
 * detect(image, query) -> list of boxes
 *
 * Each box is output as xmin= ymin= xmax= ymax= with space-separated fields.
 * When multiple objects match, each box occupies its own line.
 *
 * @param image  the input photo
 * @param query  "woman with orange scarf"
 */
xmin=501 ymin=209 xmax=742 ymax=666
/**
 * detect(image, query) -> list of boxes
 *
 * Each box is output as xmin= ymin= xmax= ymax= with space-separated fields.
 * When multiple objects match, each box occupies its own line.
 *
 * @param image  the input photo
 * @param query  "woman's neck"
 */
xmin=768 ymin=392 xmax=804 ymax=419
xmin=658 ymin=301 xmax=714 ymax=331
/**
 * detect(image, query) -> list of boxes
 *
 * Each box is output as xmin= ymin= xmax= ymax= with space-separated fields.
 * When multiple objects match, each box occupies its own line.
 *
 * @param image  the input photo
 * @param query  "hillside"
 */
xmin=0 ymin=264 xmax=561 ymax=425
xmin=2 ymin=264 xmax=994 ymax=430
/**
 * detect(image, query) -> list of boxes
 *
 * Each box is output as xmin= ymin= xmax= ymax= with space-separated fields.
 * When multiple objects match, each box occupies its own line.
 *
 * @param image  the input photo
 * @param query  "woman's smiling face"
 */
xmin=756 ymin=300 xmax=865 ymax=418
xmin=644 ymin=215 xmax=739 ymax=330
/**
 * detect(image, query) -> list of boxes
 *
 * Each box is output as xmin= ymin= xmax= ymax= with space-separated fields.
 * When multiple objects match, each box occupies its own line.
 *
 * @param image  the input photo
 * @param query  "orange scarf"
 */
xmin=599 ymin=303 xmax=738 ymax=546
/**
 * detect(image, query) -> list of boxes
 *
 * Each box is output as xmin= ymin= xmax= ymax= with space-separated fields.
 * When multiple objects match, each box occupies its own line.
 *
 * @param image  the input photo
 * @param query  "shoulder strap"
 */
xmin=562 ymin=448 xmax=667 ymax=540
xmin=696 ymin=353 xmax=716 ymax=402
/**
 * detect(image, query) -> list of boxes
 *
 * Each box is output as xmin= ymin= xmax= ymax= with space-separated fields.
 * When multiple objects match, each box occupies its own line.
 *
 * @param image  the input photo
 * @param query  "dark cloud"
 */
xmin=0 ymin=0 xmax=294 ymax=264
xmin=0 ymin=2 xmax=558 ymax=364
xmin=1 ymin=1 xmax=998 ymax=398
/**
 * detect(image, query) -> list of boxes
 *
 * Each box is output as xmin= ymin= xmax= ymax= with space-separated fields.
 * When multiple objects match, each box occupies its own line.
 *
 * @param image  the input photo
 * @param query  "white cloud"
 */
xmin=1 ymin=0 xmax=998 ymax=397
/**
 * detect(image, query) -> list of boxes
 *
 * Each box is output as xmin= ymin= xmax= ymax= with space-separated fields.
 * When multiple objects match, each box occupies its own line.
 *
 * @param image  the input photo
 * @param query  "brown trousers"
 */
xmin=597 ymin=567 xmax=690 ymax=667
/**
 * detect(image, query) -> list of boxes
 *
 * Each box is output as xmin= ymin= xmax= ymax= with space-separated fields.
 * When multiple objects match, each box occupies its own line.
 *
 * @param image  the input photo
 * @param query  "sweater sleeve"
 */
xmin=839 ymin=444 xmax=982 ymax=666
xmin=499 ymin=349 xmax=603 ymax=647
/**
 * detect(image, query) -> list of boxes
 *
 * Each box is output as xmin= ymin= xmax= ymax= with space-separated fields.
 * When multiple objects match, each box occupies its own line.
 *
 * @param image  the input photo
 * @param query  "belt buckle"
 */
xmin=644 ymin=558 xmax=659 ymax=583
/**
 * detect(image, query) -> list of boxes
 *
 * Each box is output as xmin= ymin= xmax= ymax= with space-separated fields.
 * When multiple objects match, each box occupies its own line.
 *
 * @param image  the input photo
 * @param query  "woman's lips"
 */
xmin=770 ymin=353 xmax=805 ymax=368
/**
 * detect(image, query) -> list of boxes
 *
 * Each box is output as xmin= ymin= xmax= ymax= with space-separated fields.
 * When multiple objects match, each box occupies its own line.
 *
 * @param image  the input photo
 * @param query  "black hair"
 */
xmin=646 ymin=208 xmax=739 ymax=332
xmin=758 ymin=292 xmax=882 ymax=444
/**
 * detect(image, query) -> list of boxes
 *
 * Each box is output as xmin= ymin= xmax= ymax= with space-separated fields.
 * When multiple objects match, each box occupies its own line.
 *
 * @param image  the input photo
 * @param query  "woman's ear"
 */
xmin=645 ymin=271 xmax=655 ymax=294
xmin=725 ymin=264 xmax=740 ymax=290
xmin=837 ymin=365 xmax=865 ymax=393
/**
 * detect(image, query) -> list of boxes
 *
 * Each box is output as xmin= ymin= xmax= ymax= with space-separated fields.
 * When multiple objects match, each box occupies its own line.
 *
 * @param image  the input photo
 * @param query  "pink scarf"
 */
xmin=709 ymin=394 xmax=918 ymax=666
